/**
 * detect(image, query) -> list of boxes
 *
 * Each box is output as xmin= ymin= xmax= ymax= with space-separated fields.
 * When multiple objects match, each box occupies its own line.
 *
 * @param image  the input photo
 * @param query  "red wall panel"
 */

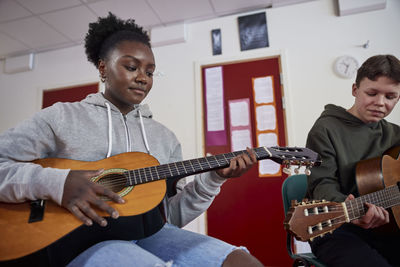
xmin=42 ymin=83 xmax=99 ymax=109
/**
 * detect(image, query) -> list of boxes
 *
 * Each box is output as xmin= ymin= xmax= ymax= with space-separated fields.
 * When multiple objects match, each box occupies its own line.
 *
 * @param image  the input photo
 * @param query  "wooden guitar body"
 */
xmin=356 ymin=146 xmax=400 ymax=231
xmin=0 ymin=152 xmax=166 ymax=262
xmin=0 ymin=146 xmax=321 ymax=262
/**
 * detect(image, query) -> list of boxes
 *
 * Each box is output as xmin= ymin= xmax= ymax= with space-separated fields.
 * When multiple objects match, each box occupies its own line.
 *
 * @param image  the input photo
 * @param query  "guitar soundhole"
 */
xmin=92 ymin=170 xmax=133 ymax=200
xmin=97 ymin=173 xmax=126 ymax=192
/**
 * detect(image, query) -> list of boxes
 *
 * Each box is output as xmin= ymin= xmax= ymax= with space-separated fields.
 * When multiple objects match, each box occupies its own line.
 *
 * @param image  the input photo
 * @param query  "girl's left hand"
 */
xmin=216 ymin=147 xmax=257 ymax=178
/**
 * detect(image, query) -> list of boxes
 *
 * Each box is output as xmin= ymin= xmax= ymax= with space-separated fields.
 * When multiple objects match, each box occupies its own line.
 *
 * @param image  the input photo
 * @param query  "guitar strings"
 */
xmin=310 ymin=195 xmax=400 ymax=215
xmin=86 ymin=148 xmax=317 ymax=189
xmin=93 ymin=162 xmax=309 ymax=188
xmin=320 ymin=195 xmax=400 ymax=212
xmin=303 ymin=194 xmax=400 ymax=231
xmin=94 ymin=172 xmax=164 ymax=187
xmin=307 ymin=214 xmax=348 ymax=235
xmin=317 ymin=194 xmax=400 ymax=213
xmin=93 ymin=154 xmax=240 ymax=188
xmin=296 ymin=183 xmax=400 ymax=239
xmin=90 ymin=164 xmax=316 ymax=189
xmin=306 ymin=185 xmax=400 ymax=212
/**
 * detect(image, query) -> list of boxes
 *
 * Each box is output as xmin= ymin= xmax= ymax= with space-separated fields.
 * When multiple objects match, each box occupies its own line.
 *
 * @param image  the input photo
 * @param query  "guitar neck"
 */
xmin=345 ymin=183 xmax=400 ymax=221
xmin=122 ymin=146 xmax=320 ymax=187
xmin=123 ymin=147 xmax=270 ymax=186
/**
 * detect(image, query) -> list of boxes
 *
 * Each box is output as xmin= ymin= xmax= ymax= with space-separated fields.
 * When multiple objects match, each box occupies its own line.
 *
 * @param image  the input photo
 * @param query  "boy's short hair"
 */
xmin=355 ymin=55 xmax=400 ymax=87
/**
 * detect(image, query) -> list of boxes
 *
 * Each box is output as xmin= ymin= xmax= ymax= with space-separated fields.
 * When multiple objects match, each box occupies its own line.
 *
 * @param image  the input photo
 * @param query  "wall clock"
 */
xmin=333 ymin=55 xmax=359 ymax=79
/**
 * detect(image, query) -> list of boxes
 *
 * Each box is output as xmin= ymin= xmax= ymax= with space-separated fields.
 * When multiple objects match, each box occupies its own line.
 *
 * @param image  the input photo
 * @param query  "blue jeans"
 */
xmin=67 ymin=223 xmax=248 ymax=267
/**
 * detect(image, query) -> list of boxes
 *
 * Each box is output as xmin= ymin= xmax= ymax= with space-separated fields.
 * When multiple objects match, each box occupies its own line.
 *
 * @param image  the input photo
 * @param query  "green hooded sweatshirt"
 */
xmin=306 ymin=104 xmax=400 ymax=202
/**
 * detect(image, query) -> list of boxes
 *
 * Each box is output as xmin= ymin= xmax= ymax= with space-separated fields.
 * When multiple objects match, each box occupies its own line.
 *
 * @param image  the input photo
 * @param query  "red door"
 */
xmin=203 ymin=57 xmax=291 ymax=266
xmin=42 ymin=83 xmax=99 ymax=109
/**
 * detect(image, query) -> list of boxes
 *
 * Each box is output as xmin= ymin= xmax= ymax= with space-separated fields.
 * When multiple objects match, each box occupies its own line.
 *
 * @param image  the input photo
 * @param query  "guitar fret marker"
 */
xmin=147 ymin=167 xmax=153 ymax=181
xmin=196 ymin=158 xmax=203 ymax=170
xmin=127 ymin=171 xmax=132 ymax=185
xmin=140 ymin=169 xmax=145 ymax=184
xmin=134 ymin=170 xmax=139 ymax=185
xmin=154 ymin=166 xmax=160 ymax=180
xmin=213 ymin=155 xmax=220 ymax=167
xmin=173 ymin=162 xmax=180 ymax=175
xmin=222 ymin=154 xmax=228 ymax=165
xmin=187 ymin=160 xmax=194 ymax=173
xmin=167 ymin=164 xmax=173 ymax=177
xmin=205 ymin=158 xmax=212 ymax=168
xmin=180 ymin=161 xmax=188 ymax=174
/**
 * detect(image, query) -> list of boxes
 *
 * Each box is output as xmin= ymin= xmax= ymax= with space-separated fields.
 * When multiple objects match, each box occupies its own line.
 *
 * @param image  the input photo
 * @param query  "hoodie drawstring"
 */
xmin=138 ymin=109 xmax=151 ymax=154
xmin=105 ymin=102 xmax=113 ymax=158
xmin=105 ymin=102 xmax=151 ymax=157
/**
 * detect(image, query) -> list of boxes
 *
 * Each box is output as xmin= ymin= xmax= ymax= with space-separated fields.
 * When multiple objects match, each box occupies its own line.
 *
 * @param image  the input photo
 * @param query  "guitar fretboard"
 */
xmin=345 ymin=183 xmax=400 ymax=221
xmin=123 ymin=147 xmax=271 ymax=186
xmin=121 ymin=146 xmax=319 ymax=187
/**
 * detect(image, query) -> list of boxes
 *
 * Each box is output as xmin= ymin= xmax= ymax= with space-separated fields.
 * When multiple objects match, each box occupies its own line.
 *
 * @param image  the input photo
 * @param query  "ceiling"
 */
xmin=0 ymin=0 xmax=315 ymax=60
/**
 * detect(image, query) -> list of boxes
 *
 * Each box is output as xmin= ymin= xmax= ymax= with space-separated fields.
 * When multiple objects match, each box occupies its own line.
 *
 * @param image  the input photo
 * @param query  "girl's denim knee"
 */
xmin=67 ymin=240 xmax=167 ymax=267
xmin=68 ymin=223 xmax=249 ymax=267
xmin=136 ymin=223 xmax=249 ymax=267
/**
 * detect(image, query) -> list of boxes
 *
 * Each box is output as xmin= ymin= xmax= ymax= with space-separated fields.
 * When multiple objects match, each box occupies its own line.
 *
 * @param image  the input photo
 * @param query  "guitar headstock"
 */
xmin=284 ymin=200 xmax=345 ymax=242
xmin=267 ymin=147 xmax=322 ymax=174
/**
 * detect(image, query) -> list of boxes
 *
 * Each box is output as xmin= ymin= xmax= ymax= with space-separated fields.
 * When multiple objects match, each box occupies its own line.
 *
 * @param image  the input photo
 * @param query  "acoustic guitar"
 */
xmin=0 ymin=146 xmax=321 ymax=262
xmin=284 ymin=146 xmax=400 ymax=242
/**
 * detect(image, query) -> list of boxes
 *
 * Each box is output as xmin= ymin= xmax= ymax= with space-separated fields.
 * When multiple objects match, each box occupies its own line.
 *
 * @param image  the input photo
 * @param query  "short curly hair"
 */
xmin=84 ymin=12 xmax=151 ymax=68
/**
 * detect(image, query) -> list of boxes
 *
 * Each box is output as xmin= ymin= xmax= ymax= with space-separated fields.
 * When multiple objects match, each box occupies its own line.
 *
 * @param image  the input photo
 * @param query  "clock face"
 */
xmin=334 ymin=56 xmax=359 ymax=79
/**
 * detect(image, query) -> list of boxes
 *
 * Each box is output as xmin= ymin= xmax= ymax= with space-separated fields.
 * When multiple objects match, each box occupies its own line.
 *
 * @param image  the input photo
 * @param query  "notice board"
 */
xmin=202 ymin=56 xmax=291 ymax=266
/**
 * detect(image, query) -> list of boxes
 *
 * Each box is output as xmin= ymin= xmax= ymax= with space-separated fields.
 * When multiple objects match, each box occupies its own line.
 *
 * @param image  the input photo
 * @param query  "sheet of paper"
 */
xmin=258 ymin=132 xmax=277 ymax=147
xmin=229 ymin=98 xmax=252 ymax=151
xmin=231 ymin=129 xmax=252 ymax=151
xmin=229 ymin=100 xmax=249 ymax=127
xmin=205 ymin=66 xmax=225 ymax=131
xmin=259 ymin=160 xmax=281 ymax=175
xmin=258 ymin=133 xmax=280 ymax=175
xmin=256 ymin=105 xmax=276 ymax=131
xmin=253 ymin=76 xmax=274 ymax=104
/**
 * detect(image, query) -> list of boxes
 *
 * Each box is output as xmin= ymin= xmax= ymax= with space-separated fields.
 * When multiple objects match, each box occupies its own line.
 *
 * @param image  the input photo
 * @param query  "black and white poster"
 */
xmin=211 ymin=29 xmax=222 ymax=55
xmin=238 ymin=12 xmax=269 ymax=51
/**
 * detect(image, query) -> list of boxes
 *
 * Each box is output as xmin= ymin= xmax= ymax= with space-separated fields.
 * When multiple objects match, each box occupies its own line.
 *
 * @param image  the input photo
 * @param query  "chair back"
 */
xmin=282 ymin=174 xmax=307 ymax=215
xmin=281 ymin=174 xmax=327 ymax=267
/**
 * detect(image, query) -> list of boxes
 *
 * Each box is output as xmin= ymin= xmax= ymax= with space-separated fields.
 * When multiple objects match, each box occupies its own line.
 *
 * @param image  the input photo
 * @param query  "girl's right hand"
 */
xmin=61 ymin=169 xmax=125 ymax=227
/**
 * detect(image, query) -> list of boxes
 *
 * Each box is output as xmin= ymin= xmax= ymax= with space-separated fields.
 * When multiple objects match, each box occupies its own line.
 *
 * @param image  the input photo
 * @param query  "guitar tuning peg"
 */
xmin=294 ymin=166 xmax=301 ymax=174
xmin=305 ymin=168 xmax=311 ymax=176
xmin=283 ymin=167 xmax=291 ymax=175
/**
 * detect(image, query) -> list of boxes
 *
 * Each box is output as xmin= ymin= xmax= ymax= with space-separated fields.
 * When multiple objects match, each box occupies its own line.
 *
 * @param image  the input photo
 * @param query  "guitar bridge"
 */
xmin=28 ymin=199 xmax=46 ymax=223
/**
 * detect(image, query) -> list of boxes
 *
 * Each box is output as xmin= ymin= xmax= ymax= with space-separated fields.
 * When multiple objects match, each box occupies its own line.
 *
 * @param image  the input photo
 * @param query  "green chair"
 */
xmin=282 ymin=174 xmax=326 ymax=267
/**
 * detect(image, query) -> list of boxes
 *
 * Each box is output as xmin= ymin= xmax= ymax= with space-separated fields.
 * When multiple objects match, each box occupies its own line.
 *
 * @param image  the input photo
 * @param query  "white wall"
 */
xmin=1 ymin=0 xmax=399 ymax=233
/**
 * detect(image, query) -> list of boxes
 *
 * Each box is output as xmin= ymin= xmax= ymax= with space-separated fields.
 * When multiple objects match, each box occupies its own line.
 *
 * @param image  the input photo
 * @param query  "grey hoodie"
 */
xmin=0 ymin=93 xmax=226 ymax=227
